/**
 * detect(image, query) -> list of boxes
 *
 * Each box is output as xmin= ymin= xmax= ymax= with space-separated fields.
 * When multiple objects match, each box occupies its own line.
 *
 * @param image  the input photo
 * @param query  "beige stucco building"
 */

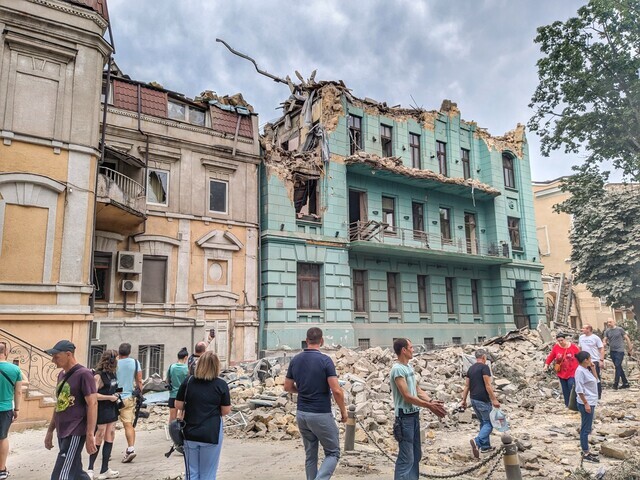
xmin=533 ymin=178 xmax=629 ymax=331
xmin=92 ymin=69 xmax=260 ymax=374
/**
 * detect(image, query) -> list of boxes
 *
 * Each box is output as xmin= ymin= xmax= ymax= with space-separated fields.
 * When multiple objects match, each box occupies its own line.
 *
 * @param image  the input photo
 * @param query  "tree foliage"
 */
xmin=529 ymin=0 xmax=640 ymax=179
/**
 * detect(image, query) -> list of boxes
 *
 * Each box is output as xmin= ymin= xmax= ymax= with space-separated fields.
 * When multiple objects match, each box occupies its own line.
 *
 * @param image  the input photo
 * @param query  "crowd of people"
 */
xmin=0 ymin=318 xmax=635 ymax=480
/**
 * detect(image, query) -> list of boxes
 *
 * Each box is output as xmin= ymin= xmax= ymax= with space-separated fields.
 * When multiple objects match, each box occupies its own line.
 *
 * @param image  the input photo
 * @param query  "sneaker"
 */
xmin=87 ymin=470 xmax=94 ymax=480
xmin=469 ymin=438 xmax=479 ymax=459
xmin=620 ymin=383 xmax=630 ymax=389
xmin=480 ymin=446 xmax=496 ymax=454
xmin=613 ymin=384 xmax=619 ymax=390
xmin=97 ymin=469 xmax=119 ymax=480
xmin=121 ymin=450 xmax=136 ymax=463
xmin=582 ymin=453 xmax=600 ymax=463
xmin=0 ymin=470 xmax=8 ymax=480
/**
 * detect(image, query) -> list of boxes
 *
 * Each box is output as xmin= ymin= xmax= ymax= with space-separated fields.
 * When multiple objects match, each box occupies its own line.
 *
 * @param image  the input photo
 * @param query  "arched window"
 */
xmin=502 ymin=153 xmax=516 ymax=189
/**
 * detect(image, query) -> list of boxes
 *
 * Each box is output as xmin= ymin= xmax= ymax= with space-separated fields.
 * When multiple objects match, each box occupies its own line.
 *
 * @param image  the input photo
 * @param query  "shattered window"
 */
xmin=297 ymin=263 xmax=320 ymax=310
xmin=418 ymin=275 xmax=429 ymax=314
xmin=445 ymin=277 xmax=456 ymax=314
xmin=439 ymin=207 xmax=451 ymax=241
xmin=410 ymin=133 xmax=421 ymax=168
xmin=437 ymin=141 xmax=447 ymax=176
xmin=293 ymin=176 xmax=319 ymax=219
xmin=503 ymin=154 xmax=516 ymax=188
xmin=461 ymin=148 xmax=471 ymax=179
xmin=189 ymin=108 xmax=206 ymax=126
xmin=380 ymin=125 xmax=393 ymax=157
xmin=348 ymin=114 xmax=362 ymax=155
xmin=508 ymin=217 xmax=522 ymax=250
xmin=382 ymin=196 xmax=395 ymax=232
xmin=353 ymin=270 xmax=367 ymax=313
xmin=147 ymin=168 xmax=168 ymax=205
xmin=167 ymin=100 xmax=186 ymax=121
xmin=387 ymin=272 xmax=399 ymax=313
xmin=209 ymin=179 xmax=227 ymax=213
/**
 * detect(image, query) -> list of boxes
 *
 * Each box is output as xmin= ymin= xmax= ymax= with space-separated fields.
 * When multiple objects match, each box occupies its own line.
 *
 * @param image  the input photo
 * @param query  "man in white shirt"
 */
xmin=579 ymin=325 xmax=604 ymax=398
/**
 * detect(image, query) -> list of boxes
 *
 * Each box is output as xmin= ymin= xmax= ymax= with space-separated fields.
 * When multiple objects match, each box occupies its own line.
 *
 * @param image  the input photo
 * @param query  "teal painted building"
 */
xmin=260 ymin=84 xmax=543 ymax=351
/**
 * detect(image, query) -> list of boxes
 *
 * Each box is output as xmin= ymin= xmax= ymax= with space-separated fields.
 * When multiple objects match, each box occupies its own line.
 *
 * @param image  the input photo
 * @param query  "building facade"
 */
xmin=260 ymin=82 xmax=544 ymax=351
xmin=0 ymin=0 xmax=110 ymax=364
xmin=93 ymin=70 xmax=260 ymax=374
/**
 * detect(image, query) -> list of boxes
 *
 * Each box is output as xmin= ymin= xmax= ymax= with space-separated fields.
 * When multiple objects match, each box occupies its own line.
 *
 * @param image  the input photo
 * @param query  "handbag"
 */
xmin=554 ymin=348 xmax=568 ymax=373
xmin=164 ymin=376 xmax=191 ymax=458
xmin=568 ymin=385 xmax=578 ymax=412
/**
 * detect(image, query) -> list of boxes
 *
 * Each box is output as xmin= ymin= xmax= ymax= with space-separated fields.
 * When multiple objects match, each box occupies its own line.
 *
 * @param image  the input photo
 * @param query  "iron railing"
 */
xmin=99 ymin=166 xmax=144 ymax=203
xmin=348 ymin=220 xmax=510 ymax=258
xmin=0 ymin=327 xmax=59 ymax=395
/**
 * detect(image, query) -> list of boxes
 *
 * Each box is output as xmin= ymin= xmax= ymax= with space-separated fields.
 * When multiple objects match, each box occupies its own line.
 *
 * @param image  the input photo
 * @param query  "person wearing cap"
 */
xmin=460 ymin=349 xmax=500 ymax=458
xmin=166 ymin=347 xmax=189 ymax=424
xmin=544 ymin=333 xmax=580 ymax=408
xmin=43 ymin=340 xmax=98 ymax=479
xmin=0 ymin=342 xmax=22 ymax=480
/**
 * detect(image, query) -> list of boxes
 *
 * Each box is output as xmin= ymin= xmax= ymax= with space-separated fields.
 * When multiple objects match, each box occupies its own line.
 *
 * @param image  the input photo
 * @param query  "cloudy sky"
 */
xmin=107 ymin=0 xmax=587 ymax=182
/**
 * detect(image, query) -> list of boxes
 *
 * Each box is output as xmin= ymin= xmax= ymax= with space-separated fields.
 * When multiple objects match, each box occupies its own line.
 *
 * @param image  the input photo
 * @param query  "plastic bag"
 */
xmin=489 ymin=407 xmax=510 ymax=432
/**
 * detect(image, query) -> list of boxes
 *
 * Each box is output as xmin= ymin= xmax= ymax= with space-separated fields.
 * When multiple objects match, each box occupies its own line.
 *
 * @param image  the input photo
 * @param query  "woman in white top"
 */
xmin=574 ymin=351 xmax=599 ymax=463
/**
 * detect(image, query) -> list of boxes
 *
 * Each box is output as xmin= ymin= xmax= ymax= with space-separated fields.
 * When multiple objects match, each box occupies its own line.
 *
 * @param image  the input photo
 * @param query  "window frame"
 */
xmin=508 ymin=216 xmax=522 ymax=251
xmin=146 ymin=168 xmax=169 ymax=206
xmin=380 ymin=124 xmax=393 ymax=157
xmin=382 ymin=196 xmax=396 ymax=233
xmin=503 ymin=154 xmax=516 ymax=189
xmin=297 ymin=263 xmax=321 ymax=310
xmin=141 ymin=255 xmax=168 ymax=304
xmin=358 ymin=338 xmax=371 ymax=350
xmin=93 ymin=252 xmax=112 ymax=302
xmin=208 ymin=178 xmax=228 ymax=214
xmin=348 ymin=114 xmax=362 ymax=155
xmin=437 ymin=141 xmax=447 ymax=176
xmin=461 ymin=148 xmax=471 ymax=179
xmin=293 ymin=175 xmax=320 ymax=220
xmin=439 ymin=207 xmax=452 ymax=242
xmin=387 ymin=272 xmax=400 ymax=313
xmin=138 ymin=344 xmax=164 ymax=379
xmin=471 ymin=279 xmax=480 ymax=315
xmin=445 ymin=277 xmax=456 ymax=314
xmin=89 ymin=345 xmax=106 ymax=370
xmin=417 ymin=274 xmax=429 ymax=314
xmin=353 ymin=269 xmax=368 ymax=313
xmin=410 ymin=133 xmax=421 ymax=169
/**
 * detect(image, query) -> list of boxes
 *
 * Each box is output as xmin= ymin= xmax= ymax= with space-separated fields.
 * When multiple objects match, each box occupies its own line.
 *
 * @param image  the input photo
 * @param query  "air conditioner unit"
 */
xmin=117 ymin=251 xmax=143 ymax=274
xmin=121 ymin=279 xmax=141 ymax=293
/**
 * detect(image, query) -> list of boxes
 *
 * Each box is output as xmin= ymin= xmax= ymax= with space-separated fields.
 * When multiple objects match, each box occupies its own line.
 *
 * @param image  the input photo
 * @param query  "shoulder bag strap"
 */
xmin=56 ymin=365 xmax=80 ymax=397
xmin=0 ymin=369 xmax=15 ymax=388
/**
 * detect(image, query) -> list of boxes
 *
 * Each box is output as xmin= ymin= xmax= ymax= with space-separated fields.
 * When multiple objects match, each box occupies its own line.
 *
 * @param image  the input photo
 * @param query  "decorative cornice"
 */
xmin=27 ymin=0 xmax=108 ymax=29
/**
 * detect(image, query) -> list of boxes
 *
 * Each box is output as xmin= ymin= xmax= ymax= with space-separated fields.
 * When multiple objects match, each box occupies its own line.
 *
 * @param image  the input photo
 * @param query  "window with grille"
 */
xmin=297 ymin=263 xmax=321 ymax=310
xmin=452 ymin=337 xmax=462 ymax=345
xmin=138 ymin=344 xmax=164 ymax=378
xmin=503 ymin=154 xmax=516 ymax=189
xmin=424 ymin=338 xmax=435 ymax=350
xmin=410 ymin=133 xmax=421 ymax=168
xmin=445 ymin=277 xmax=456 ymax=314
xmin=89 ymin=345 xmax=106 ymax=370
xmin=437 ymin=141 xmax=447 ymax=175
xmin=358 ymin=338 xmax=371 ymax=350
xmin=387 ymin=272 xmax=399 ymax=313
xmin=461 ymin=148 xmax=471 ymax=179
xmin=348 ymin=114 xmax=362 ymax=154
xmin=381 ymin=125 xmax=393 ymax=157
xmin=353 ymin=270 xmax=368 ymax=313
xmin=417 ymin=275 xmax=429 ymax=314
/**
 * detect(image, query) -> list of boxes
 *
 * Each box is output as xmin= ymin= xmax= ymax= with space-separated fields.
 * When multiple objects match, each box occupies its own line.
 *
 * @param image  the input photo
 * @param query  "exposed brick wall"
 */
xmin=113 ymin=80 xmax=167 ymax=118
xmin=211 ymin=106 xmax=253 ymax=138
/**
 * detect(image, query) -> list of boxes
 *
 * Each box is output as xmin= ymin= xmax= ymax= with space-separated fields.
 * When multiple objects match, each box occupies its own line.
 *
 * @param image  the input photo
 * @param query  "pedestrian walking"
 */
xmin=284 ymin=327 xmax=347 ymax=480
xmin=167 ymin=347 xmax=189 ymax=424
xmin=603 ymin=318 xmax=633 ymax=389
xmin=0 ymin=342 xmax=22 ymax=480
xmin=574 ymin=351 xmax=600 ymax=463
xmin=390 ymin=338 xmax=446 ymax=480
xmin=460 ymin=349 xmax=500 ymax=458
xmin=578 ymin=324 xmax=604 ymax=398
xmin=44 ymin=340 xmax=98 ymax=480
xmin=87 ymin=350 xmax=120 ymax=479
xmin=175 ymin=351 xmax=231 ymax=479
xmin=544 ymin=332 xmax=579 ymax=408
xmin=116 ymin=343 xmax=142 ymax=463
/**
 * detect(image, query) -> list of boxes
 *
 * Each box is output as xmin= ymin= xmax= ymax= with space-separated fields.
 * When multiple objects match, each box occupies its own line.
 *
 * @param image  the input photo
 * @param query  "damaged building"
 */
xmin=93 ymin=64 xmax=260 ymax=372
xmin=260 ymin=80 xmax=544 ymax=351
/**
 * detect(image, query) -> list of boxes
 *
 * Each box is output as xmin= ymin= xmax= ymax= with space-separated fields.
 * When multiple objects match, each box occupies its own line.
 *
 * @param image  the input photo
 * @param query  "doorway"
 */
xmin=513 ymin=282 xmax=530 ymax=329
xmin=349 ymin=190 xmax=368 ymax=239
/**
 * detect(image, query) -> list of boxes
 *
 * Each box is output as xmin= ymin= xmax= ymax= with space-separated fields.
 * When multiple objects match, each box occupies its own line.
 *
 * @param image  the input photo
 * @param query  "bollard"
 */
xmin=344 ymin=405 xmax=356 ymax=451
xmin=501 ymin=433 xmax=522 ymax=480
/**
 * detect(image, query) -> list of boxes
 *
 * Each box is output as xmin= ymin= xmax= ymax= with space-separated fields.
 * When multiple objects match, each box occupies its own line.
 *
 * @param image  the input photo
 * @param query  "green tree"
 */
xmin=529 ymin=0 xmax=640 ymax=179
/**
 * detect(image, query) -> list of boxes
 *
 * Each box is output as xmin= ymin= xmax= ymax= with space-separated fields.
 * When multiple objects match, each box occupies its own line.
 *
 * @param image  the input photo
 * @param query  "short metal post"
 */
xmin=501 ymin=433 xmax=522 ymax=480
xmin=344 ymin=405 xmax=356 ymax=451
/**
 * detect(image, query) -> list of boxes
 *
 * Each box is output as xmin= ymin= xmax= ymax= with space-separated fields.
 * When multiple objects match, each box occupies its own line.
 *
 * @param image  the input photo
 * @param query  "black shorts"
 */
xmin=0 ymin=410 xmax=13 ymax=439
xmin=168 ymin=398 xmax=176 ymax=409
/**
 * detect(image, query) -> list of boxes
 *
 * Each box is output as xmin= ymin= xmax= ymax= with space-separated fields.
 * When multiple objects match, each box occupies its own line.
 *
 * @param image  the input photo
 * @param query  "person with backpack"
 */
xmin=0 ymin=342 xmax=22 ymax=480
xmin=116 ymin=343 xmax=142 ymax=463
xmin=166 ymin=347 xmax=189 ymax=423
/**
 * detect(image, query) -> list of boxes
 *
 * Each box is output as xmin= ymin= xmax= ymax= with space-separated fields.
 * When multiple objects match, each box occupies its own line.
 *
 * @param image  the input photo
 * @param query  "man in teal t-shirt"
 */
xmin=0 ymin=342 xmax=23 ymax=480
xmin=166 ymin=347 xmax=189 ymax=423
xmin=390 ymin=338 xmax=446 ymax=480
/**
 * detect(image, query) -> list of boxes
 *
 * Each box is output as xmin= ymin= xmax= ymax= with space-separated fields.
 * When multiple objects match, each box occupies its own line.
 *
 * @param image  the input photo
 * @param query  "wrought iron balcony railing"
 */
xmin=97 ymin=166 xmax=145 ymax=211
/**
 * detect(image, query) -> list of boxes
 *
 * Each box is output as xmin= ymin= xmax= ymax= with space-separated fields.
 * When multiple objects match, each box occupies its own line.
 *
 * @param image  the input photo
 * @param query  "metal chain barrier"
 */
xmin=356 ymin=419 xmax=504 ymax=480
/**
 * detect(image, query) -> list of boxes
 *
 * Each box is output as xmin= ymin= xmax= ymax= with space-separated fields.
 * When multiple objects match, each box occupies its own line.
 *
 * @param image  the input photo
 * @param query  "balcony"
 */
xmin=96 ymin=166 xmax=146 ymax=231
xmin=348 ymin=220 xmax=512 ymax=265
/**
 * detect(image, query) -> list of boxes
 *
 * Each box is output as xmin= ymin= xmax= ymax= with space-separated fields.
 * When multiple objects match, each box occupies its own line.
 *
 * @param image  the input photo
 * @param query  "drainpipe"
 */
xmin=257 ymin=160 xmax=263 ymax=358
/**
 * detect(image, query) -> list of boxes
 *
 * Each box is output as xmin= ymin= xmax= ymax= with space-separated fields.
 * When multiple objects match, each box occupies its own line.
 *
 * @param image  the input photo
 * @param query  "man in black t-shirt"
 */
xmin=284 ymin=328 xmax=347 ymax=480
xmin=460 ymin=349 xmax=500 ymax=458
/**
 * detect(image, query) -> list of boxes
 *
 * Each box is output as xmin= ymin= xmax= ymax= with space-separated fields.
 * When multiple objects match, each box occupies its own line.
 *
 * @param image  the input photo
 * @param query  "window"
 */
xmin=209 ymin=179 xmax=228 ymax=213
xmin=417 ymin=275 xmax=429 ymax=314
xmin=412 ymin=202 xmax=425 ymax=239
xmin=508 ymin=217 xmax=522 ymax=250
xmin=424 ymin=337 xmax=435 ymax=350
xmin=382 ymin=196 xmax=396 ymax=233
xmin=452 ymin=337 xmax=462 ymax=345
xmin=89 ymin=345 xmax=105 ymax=370
xmin=503 ymin=154 xmax=516 ymax=189
xmin=358 ymin=338 xmax=371 ymax=350
xmin=381 ymin=125 xmax=393 ymax=157
xmin=353 ymin=270 xmax=368 ymax=313
xmin=147 ymin=168 xmax=169 ymax=206
xmin=461 ymin=148 xmax=471 ymax=179
xmin=471 ymin=279 xmax=480 ymax=315
xmin=437 ymin=141 xmax=447 ymax=176
xmin=297 ymin=263 xmax=320 ymax=310
xmin=138 ymin=344 xmax=164 ymax=378
xmin=348 ymin=114 xmax=362 ymax=154
xmin=445 ymin=277 xmax=455 ymax=314
xmin=168 ymin=99 xmax=206 ymax=126
xmin=439 ymin=207 xmax=452 ymax=242
xmin=93 ymin=252 xmax=111 ymax=302
xmin=477 ymin=336 xmax=486 ymax=343
xmin=294 ymin=176 xmax=319 ymax=219
xmin=387 ymin=272 xmax=399 ymax=313
xmin=141 ymin=256 xmax=167 ymax=304
xmin=410 ymin=133 xmax=421 ymax=168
